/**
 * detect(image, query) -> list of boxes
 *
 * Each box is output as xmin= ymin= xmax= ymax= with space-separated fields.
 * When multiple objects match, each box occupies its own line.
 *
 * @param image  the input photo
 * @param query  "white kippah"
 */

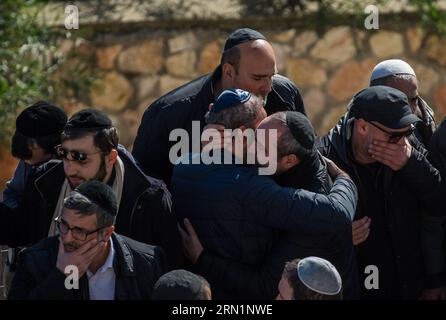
xmin=370 ymin=59 xmax=416 ymax=81
xmin=297 ymin=256 xmax=342 ymax=296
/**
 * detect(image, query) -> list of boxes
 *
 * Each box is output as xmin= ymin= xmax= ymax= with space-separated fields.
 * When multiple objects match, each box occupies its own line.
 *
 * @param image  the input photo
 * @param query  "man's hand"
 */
xmin=368 ymin=137 xmax=412 ymax=171
xmin=56 ymin=237 xmax=105 ymax=277
xmin=419 ymin=287 xmax=446 ymax=300
xmin=324 ymin=157 xmax=350 ymax=179
xmin=352 ymin=216 xmax=371 ymax=246
xmin=178 ymin=218 xmax=204 ymax=264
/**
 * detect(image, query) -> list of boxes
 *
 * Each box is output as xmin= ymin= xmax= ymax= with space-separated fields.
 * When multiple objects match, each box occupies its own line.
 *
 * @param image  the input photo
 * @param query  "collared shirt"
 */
xmin=86 ymin=238 xmax=116 ymax=300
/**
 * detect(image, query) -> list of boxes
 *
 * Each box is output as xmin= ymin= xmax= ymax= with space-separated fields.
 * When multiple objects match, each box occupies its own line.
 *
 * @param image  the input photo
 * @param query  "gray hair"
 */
xmin=370 ymin=73 xmax=416 ymax=86
xmin=269 ymin=112 xmax=313 ymax=160
xmin=63 ymin=191 xmax=116 ymax=229
xmin=205 ymin=94 xmax=265 ymax=129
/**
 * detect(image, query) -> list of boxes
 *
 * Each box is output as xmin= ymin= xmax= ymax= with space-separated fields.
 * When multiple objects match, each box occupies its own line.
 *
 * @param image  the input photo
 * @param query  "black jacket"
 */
xmin=316 ymin=111 xmax=441 ymax=299
xmin=171 ymin=154 xmax=358 ymax=299
xmin=132 ymin=66 xmax=306 ymax=184
xmin=192 ymin=152 xmax=359 ymax=299
xmin=425 ymin=117 xmax=446 ymax=286
xmin=8 ymin=233 xmax=165 ymax=300
xmin=0 ymin=147 xmax=183 ymax=269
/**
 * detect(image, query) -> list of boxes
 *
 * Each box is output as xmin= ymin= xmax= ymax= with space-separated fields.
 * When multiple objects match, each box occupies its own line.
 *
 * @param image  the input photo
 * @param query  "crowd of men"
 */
xmin=1 ymin=27 xmax=446 ymax=300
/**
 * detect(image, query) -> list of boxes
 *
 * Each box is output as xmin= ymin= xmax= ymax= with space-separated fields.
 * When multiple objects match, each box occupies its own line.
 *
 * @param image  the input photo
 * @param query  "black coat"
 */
xmin=171 ymin=154 xmax=358 ymax=299
xmin=316 ymin=111 xmax=441 ymax=299
xmin=8 ymin=233 xmax=166 ymax=300
xmin=0 ymin=147 xmax=183 ymax=269
xmin=132 ymin=66 xmax=306 ymax=184
xmin=193 ymin=152 xmax=360 ymax=299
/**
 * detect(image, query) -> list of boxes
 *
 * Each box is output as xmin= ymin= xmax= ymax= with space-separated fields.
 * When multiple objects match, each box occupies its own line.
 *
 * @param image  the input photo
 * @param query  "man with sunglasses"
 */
xmin=368 ymin=60 xmax=444 ymax=300
xmin=8 ymin=181 xmax=166 ymax=300
xmin=316 ymin=86 xmax=441 ymax=299
xmin=0 ymin=108 xmax=183 ymax=270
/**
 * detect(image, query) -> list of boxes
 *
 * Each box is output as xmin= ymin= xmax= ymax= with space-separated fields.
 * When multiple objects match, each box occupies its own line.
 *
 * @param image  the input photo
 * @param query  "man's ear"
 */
xmin=107 ymin=149 xmax=118 ymax=164
xmin=222 ymin=63 xmax=235 ymax=81
xmin=356 ymin=119 xmax=368 ymax=135
xmin=285 ymin=154 xmax=300 ymax=168
xmin=103 ymin=225 xmax=115 ymax=242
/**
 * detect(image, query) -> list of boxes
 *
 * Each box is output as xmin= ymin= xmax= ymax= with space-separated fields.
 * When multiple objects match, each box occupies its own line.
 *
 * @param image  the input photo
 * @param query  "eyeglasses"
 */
xmin=368 ymin=122 xmax=415 ymax=144
xmin=55 ymin=216 xmax=103 ymax=241
xmin=55 ymin=145 xmax=102 ymax=163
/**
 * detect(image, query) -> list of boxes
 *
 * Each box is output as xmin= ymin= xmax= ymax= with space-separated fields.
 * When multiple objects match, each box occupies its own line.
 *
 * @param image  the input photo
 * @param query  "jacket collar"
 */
xmin=111 ymin=233 xmax=135 ymax=277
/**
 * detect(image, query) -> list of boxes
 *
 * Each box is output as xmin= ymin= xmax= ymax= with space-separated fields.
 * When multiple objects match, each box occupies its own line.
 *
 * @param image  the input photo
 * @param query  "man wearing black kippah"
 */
xmin=317 ymin=86 xmax=442 ymax=299
xmin=177 ymin=109 xmax=358 ymax=299
xmin=0 ymin=108 xmax=183 ymax=270
xmin=2 ymin=101 xmax=67 ymax=296
xmin=172 ymin=89 xmax=358 ymax=299
xmin=8 ymin=181 xmax=165 ymax=300
xmin=133 ymin=28 xmax=306 ymax=185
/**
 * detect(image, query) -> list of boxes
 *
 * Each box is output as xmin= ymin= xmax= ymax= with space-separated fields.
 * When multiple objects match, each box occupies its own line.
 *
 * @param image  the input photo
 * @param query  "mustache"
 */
xmin=67 ymin=175 xmax=84 ymax=181
xmin=64 ymin=241 xmax=81 ymax=250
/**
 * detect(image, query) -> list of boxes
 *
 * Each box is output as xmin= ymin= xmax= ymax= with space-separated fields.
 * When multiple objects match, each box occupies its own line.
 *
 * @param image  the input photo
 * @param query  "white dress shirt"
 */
xmin=86 ymin=238 xmax=116 ymax=300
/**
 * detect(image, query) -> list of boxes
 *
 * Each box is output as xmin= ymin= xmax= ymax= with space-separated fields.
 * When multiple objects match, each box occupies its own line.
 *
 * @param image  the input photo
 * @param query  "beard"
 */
xmin=67 ymin=155 xmax=108 ymax=189
xmin=92 ymin=155 xmax=108 ymax=182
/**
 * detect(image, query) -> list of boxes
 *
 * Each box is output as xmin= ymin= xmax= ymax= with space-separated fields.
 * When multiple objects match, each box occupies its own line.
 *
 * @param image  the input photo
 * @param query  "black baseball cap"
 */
xmin=350 ymin=86 xmax=420 ymax=129
xmin=223 ymin=28 xmax=267 ymax=51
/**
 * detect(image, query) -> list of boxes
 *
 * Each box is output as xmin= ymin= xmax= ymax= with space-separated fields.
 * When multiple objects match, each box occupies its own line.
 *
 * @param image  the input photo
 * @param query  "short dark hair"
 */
xmin=205 ymin=95 xmax=264 ymax=129
xmin=11 ymin=130 xmax=61 ymax=160
xmin=283 ymin=259 xmax=342 ymax=300
xmin=63 ymin=191 xmax=116 ymax=228
xmin=220 ymin=46 xmax=241 ymax=72
xmin=61 ymin=127 xmax=119 ymax=154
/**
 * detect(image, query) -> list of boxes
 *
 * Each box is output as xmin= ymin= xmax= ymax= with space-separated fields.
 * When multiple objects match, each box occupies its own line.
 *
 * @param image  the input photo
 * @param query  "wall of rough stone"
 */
xmin=1 ymin=24 xmax=446 ymax=192
xmin=85 ymin=26 xmax=446 ymax=147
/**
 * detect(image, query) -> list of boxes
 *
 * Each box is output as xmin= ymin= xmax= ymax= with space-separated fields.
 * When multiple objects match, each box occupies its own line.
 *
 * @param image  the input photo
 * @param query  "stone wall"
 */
xmin=1 ymin=24 xmax=446 ymax=192
xmin=83 ymin=26 xmax=446 ymax=148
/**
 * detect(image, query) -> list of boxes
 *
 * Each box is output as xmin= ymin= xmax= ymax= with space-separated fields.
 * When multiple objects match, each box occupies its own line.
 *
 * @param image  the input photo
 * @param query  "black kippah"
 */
xmin=285 ymin=111 xmax=315 ymax=150
xmin=65 ymin=108 xmax=112 ymax=131
xmin=16 ymin=101 xmax=67 ymax=138
xmin=152 ymin=270 xmax=206 ymax=300
xmin=223 ymin=28 xmax=267 ymax=51
xmin=74 ymin=180 xmax=118 ymax=217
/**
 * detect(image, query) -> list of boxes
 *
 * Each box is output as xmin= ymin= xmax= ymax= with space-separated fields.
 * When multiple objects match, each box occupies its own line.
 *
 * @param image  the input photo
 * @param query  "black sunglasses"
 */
xmin=368 ymin=122 xmax=415 ymax=144
xmin=55 ymin=145 xmax=102 ymax=162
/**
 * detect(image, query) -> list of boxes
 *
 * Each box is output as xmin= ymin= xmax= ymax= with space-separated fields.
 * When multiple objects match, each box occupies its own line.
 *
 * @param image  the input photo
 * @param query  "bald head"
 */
xmin=221 ymin=39 xmax=277 ymax=100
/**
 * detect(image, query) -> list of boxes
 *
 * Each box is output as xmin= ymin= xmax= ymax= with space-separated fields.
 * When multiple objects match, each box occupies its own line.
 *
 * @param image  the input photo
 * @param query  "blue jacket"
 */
xmin=171 ymin=156 xmax=358 ymax=298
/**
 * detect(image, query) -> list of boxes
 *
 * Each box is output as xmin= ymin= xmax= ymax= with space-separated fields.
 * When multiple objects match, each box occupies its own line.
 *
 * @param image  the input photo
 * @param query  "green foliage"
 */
xmin=408 ymin=0 xmax=446 ymax=35
xmin=0 ymin=0 xmax=96 ymax=147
